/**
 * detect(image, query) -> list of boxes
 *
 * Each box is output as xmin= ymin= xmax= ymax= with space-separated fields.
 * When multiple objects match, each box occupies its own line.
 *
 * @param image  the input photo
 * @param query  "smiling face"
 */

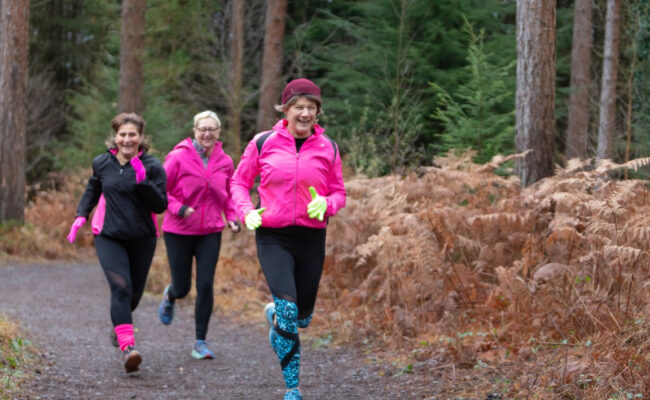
xmin=115 ymin=122 xmax=143 ymax=160
xmin=193 ymin=117 xmax=220 ymax=151
xmin=285 ymin=96 xmax=318 ymax=138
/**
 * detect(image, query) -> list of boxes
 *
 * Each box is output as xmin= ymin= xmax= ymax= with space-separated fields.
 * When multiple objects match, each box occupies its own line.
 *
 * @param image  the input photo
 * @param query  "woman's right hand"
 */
xmin=228 ymin=220 xmax=241 ymax=233
xmin=245 ymin=208 xmax=265 ymax=230
xmin=183 ymin=206 xmax=195 ymax=218
xmin=67 ymin=216 xmax=87 ymax=243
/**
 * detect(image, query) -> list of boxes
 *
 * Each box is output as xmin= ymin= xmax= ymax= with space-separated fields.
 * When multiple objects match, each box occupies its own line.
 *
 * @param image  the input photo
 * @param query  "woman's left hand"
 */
xmin=227 ymin=220 xmax=241 ymax=233
xmin=130 ymin=157 xmax=146 ymax=183
xmin=307 ymin=186 xmax=327 ymax=221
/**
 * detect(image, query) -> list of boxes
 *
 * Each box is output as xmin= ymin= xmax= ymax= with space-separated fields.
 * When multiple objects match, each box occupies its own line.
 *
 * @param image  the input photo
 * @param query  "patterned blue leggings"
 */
xmin=272 ymin=296 xmax=313 ymax=389
xmin=256 ymin=227 xmax=325 ymax=389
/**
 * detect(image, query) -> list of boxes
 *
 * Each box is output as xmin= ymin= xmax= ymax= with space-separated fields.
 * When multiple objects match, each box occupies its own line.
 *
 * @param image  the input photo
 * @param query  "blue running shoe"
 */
xmin=284 ymin=388 xmax=302 ymax=400
xmin=158 ymin=285 xmax=175 ymax=325
xmin=191 ymin=340 xmax=215 ymax=360
xmin=264 ymin=302 xmax=276 ymax=351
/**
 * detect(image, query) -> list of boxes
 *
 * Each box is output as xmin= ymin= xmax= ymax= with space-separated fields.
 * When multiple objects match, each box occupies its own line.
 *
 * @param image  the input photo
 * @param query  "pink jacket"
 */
xmin=230 ymin=119 xmax=346 ymax=229
xmin=162 ymin=138 xmax=237 ymax=235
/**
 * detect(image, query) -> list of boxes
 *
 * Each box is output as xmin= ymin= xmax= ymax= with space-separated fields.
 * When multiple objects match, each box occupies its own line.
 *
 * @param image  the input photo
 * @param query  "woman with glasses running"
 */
xmin=157 ymin=110 xmax=240 ymax=360
xmin=230 ymin=78 xmax=346 ymax=400
xmin=67 ymin=112 xmax=167 ymax=373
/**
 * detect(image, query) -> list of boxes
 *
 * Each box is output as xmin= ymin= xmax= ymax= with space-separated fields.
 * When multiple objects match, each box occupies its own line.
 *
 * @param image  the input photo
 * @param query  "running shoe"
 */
xmin=191 ymin=340 xmax=215 ymax=360
xmin=122 ymin=346 xmax=141 ymax=373
xmin=158 ymin=285 xmax=175 ymax=325
xmin=264 ymin=302 xmax=276 ymax=351
xmin=284 ymin=388 xmax=302 ymax=400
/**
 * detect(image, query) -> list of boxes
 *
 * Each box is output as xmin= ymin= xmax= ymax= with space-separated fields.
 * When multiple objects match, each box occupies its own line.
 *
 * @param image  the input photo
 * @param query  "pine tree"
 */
xmin=515 ymin=0 xmax=556 ymax=186
xmin=597 ymin=0 xmax=623 ymax=159
xmin=431 ymin=22 xmax=515 ymax=164
xmin=0 ymin=0 xmax=30 ymax=223
xmin=288 ymin=0 xmax=516 ymax=174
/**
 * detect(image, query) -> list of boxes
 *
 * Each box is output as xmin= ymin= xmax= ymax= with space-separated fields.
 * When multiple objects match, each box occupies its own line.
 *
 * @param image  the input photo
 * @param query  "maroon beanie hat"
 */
xmin=281 ymin=78 xmax=321 ymax=105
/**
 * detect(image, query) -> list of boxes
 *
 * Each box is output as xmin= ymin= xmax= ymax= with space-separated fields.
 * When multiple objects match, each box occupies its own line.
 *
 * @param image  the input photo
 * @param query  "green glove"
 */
xmin=245 ymin=208 xmax=265 ymax=230
xmin=307 ymin=186 xmax=327 ymax=221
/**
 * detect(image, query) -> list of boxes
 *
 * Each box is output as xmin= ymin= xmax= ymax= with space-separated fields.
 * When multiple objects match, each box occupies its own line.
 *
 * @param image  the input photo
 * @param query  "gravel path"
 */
xmin=0 ymin=263 xmax=419 ymax=400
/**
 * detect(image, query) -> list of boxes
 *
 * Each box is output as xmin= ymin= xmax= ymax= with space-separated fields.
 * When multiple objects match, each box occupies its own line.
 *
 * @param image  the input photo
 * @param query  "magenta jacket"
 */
xmin=230 ymin=119 xmax=346 ymax=229
xmin=162 ymin=138 xmax=237 ymax=235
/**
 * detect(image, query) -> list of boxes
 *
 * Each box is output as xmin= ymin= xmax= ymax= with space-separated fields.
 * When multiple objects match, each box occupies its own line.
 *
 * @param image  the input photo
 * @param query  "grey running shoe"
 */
xmin=158 ymin=285 xmax=175 ymax=325
xmin=284 ymin=388 xmax=302 ymax=400
xmin=191 ymin=340 xmax=214 ymax=360
xmin=264 ymin=302 xmax=277 ymax=352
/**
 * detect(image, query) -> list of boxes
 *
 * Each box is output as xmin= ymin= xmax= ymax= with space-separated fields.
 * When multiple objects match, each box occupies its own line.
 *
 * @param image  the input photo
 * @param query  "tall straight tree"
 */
xmin=257 ymin=0 xmax=287 ymax=131
xmin=565 ymin=0 xmax=592 ymax=159
xmin=0 ymin=0 xmax=30 ymax=223
xmin=515 ymin=0 xmax=556 ymax=187
xmin=230 ymin=0 xmax=244 ymax=158
xmin=597 ymin=0 xmax=622 ymax=159
xmin=119 ymin=0 xmax=146 ymax=114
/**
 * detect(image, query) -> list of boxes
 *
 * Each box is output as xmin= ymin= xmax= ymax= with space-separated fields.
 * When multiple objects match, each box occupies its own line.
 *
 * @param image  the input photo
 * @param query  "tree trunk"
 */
xmin=257 ymin=0 xmax=287 ymax=131
xmin=515 ymin=0 xmax=556 ymax=187
xmin=597 ymin=0 xmax=622 ymax=160
xmin=0 ymin=0 xmax=30 ymax=224
xmin=565 ymin=0 xmax=592 ymax=160
xmin=119 ymin=0 xmax=146 ymax=114
xmin=230 ymin=0 xmax=244 ymax=159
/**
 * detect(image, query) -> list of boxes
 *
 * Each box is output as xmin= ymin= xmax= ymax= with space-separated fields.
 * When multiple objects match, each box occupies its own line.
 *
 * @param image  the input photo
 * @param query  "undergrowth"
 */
xmin=4 ymin=151 xmax=650 ymax=397
xmin=0 ymin=316 xmax=36 ymax=399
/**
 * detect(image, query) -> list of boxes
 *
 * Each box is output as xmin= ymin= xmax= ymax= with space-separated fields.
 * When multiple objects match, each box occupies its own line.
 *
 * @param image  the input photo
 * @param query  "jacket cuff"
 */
xmin=226 ymin=211 xmax=238 ymax=223
xmin=325 ymin=197 xmax=332 ymax=217
xmin=239 ymin=208 xmax=253 ymax=223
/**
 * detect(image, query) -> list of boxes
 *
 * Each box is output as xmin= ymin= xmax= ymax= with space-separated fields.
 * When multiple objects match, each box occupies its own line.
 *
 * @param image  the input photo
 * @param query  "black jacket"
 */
xmin=76 ymin=151 xmax=168 ymax=240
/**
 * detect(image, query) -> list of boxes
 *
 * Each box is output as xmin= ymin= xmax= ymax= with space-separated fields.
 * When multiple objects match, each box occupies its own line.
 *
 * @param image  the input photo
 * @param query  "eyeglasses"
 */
xmin=196 ymin=127 xmax=220 ymax=133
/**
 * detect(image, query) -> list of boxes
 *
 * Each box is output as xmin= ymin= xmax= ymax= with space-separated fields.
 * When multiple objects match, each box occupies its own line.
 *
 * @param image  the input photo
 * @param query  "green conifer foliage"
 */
xmin=286 ymin=0 xmax=516 ymax=175
xmin=431 ymin=22 xmax=515 ymax=164
xmin=28 ymin=0 xmax=116 ymax=180
xmin=629 ymin=0 xmax=650 ymax=160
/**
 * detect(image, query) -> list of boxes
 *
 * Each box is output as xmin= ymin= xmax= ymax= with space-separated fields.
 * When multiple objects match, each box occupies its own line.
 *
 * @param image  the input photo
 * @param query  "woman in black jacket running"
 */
xmin=67 ymin=112 xmax=167 ymax=373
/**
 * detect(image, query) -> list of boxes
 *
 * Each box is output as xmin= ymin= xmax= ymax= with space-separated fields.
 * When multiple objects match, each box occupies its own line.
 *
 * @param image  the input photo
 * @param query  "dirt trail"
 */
xmin=0 ymin=262 xmax=422 ymax=400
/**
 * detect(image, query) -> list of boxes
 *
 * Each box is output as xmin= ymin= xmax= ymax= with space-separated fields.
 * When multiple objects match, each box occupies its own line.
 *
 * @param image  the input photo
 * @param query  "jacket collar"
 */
xmin=174 ymin=137 xmax=223 ymax=165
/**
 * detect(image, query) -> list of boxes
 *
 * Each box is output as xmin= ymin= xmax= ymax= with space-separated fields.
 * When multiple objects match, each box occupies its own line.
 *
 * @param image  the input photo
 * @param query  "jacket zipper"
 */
xmin=293 ymin=136 xmax=312 ymax=225
xmin=199 ymin=152 xmax=210 ymax=234
xmin=294 ymin=151 xmax=299 ymax=225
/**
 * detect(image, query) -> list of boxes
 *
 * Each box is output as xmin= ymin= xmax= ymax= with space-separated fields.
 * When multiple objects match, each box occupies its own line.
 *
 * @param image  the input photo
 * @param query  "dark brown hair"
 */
xmin=105 ymin=112 xmax=150 ymax=152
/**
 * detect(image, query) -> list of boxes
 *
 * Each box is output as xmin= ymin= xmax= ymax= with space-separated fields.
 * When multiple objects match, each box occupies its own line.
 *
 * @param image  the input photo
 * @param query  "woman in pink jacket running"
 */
xmin=230 ymin=78 xmax=346 ymax=400
xmin=157 ymin=110 xmax=240 ymax=360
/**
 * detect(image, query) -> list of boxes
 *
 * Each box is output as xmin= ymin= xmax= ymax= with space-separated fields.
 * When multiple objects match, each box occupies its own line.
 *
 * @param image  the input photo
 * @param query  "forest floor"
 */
xmin=0 ymin=262 xmax=502 ymax=400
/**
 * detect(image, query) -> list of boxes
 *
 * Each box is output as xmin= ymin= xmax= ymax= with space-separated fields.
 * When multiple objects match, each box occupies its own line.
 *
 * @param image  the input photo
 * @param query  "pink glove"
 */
xmin=130 ymin=157 xmax=146 ymax=183
xmin=67 ymin=216 xmax=87 ymax=243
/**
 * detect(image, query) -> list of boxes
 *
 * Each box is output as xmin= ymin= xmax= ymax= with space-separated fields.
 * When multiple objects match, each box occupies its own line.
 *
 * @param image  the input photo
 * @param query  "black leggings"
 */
xmin=255 ymin=227 xmax=326 ymax=319
xmin=94 ymin=234 xmax=157 ymax=326
xmin=163 ymin=232 xmax=222 ymax=341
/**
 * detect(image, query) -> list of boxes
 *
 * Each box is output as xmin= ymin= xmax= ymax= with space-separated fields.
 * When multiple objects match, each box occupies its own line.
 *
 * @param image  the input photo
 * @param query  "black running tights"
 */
xmin=255 ymin=226 xmax=326 ymax=319
xmin=163 ymin=232 xmax=222 ymax=341
xmin=94 ymin=234 xmax=157 ymax=326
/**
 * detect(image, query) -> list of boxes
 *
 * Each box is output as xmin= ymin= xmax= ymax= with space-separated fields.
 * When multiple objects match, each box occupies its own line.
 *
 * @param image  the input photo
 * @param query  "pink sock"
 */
xmin=114 ymin=324 xmax=135 ymax=352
